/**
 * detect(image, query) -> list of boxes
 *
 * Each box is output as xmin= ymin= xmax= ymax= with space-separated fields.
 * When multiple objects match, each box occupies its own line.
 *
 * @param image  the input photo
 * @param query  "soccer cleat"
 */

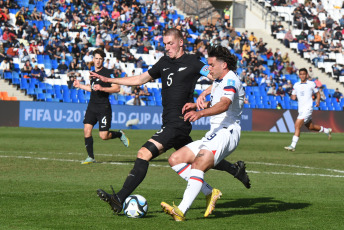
xmin=327 ymin=128 xmax=332 ymax=140
xmin=119 ymin=130 xmax=130 ymax=147
xmin=97 ymin=185 xmax=122 ymax=214
xmin=234 ymin=161 xmax=251 ymax=189
xmin=204 ymin=188 xmax=222 ymax=217
xmin=284 ymin=145 xmax=295 ymax=152
xmin=81 ymin=156 xmax=96 ymax=164
xmin=161 ymin=202 xmax=185 ymax=221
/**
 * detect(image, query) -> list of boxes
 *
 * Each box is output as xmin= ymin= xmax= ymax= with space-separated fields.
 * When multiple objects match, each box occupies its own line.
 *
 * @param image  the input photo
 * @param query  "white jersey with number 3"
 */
xmin=292 ymin=80 xmax=318 ymax=112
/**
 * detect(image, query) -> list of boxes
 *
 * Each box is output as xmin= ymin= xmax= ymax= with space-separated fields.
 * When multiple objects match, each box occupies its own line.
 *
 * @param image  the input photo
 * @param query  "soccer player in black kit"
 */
xmin=73 ymin=49 xmax=129 ymax=164
xmin=91 ymin=29 xmax=250 ymax=214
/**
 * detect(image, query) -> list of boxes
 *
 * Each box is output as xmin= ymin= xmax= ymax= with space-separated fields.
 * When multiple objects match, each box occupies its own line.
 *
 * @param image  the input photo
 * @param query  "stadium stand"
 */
xmin=0 ymin=0 xmax=343 ymax=111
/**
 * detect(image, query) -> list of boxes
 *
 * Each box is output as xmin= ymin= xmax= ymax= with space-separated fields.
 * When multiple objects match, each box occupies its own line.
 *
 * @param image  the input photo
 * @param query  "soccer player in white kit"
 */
xmin=284 ymin=68 xmax=332 ymax=151
xmin=161 ymin=45 xmax=246 ymax=221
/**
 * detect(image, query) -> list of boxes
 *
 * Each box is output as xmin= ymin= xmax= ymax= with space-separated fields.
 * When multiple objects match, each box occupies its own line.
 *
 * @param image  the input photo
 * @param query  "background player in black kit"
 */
xmin=73 ymin=49 xmax=129 ymax=164
xmin=91 ymin=29 xmax=250 ymax=214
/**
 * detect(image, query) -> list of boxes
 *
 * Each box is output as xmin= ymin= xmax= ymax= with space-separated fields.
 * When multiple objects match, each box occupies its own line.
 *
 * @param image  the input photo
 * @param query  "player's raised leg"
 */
xmin=305 ymin=121 xmax=332 ymax=140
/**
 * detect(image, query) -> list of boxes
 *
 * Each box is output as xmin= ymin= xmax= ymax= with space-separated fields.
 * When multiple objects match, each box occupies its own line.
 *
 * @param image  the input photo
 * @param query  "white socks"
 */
xmin=178 ymin=169 xmax=204 ymax=214
xmin=320 ymin=126 xmax=330 ymax=134
xmin=291 ymin=135 xmax=299 ymax=148
xmin=172 ymin=163 xmax=212 ymax=196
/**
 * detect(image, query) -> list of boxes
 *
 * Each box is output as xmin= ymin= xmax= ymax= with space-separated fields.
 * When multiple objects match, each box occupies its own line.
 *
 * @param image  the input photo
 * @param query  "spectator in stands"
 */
xmin=276 ymin=85 xmax=285 ymax=97
xmin=297 ymin=40 xmax=308 ymax=56
xmin=267 ymin=85 xmax=277 ymax=96
xmin=71 ymin=43 xmax=81 ymax=60
xmin=283 ymin=80 xmax=293 ymax=96
xmin=67 ymin=74 xmax=76 ymax=89
xmin=2 ymin=28 xmax=18 ymax=46
xmin=143 ymin=36 xmax=153 ymax=53
xmin=104 ymin=59 xmax=114 ymax=71
xmin=52 ymin=9 xmax=64 ymax=22
xmin=6 ymin=46 xmax=18 ymax=59
xmin=39 ymin=67 xmax=48 ymax=82
xmin=308 ymin=49 xmax=319 ymax=67
xmin=325 ymin=15 xmax=334 ymax=29
xmin=89 ymin=34 xmax=96 ymax=47
xmin=308 ymin=66 xmax=314 ymax=79
xmin=332 ymin=64 xmax=341 ymax=79
xmin=31 ymin=65 xmax=41 ymax=79
xmin=270 ymin=21 xmax=279 ymax=35
xmin=46 ymin=69 xmax=58 ymax=79
xmin=283 ymin=29 xmax=294 ymax=48
xmin=313 ymin=77 xmax=322 ymax=88
xmin=318 ymin=86 xmax=326 ymax=101
xmin=15 ymin=8 xmax=25 ymax=26
xmin=82 ymin=51 xmax=93 ymax=70
xmin=69 ymin=58 xmax=80 ymax=71
xmin=0 ymin=57 xmax=10 ymax=78
xmin=0 ymin=43 xmax=6 ymax=62
xmin=282 ymin=52 xmax=290 ymax=64
xmin=58 ymin=60 xmax=68 ymax=74
xmin=333 ymin=88 xmax=343 ymax=103
xmin=316 ymin=1 xmax=326 ymax=13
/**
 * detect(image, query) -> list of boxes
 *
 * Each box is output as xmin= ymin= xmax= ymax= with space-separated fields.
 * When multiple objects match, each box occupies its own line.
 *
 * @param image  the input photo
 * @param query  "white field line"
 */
xmin=246 ymin=161 xmax=344 ymax=174
xmin=1 ymin=155 xmax=344 ymax=178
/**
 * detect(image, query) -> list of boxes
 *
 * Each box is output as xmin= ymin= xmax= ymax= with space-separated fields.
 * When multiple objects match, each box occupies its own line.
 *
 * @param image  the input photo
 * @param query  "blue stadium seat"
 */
xmin=51 ymin=60 xmax=58 ymax=69
xmin=37 ymin=55 xmax=44 ymax=64
xmin=4 ymin=72 xmax=12 ymax=80
xmin=290 ymin=100 xmax=298 ymax=110
xmin=36 ymin=93 xmax=45 ymax=101
xmin=27 ymin=87 xmax=35 ymax=96
xmin=20 ymin=78 xmax=29 ymax=90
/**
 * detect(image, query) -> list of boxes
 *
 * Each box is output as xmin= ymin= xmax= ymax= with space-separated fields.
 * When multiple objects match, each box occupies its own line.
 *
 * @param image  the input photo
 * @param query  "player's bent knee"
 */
xmin=99 ymin=132 xmax=110 ymax=140
xmin=141 ymin=141 xmax=159 ymax=160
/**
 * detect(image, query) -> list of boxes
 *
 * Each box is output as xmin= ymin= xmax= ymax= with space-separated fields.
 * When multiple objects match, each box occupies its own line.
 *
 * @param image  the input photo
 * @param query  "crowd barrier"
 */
xmin=0 ymin=101 xmax=343 ymax=132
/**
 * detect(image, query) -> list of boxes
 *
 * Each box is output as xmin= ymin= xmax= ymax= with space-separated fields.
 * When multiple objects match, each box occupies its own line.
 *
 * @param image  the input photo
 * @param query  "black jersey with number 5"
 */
xmin=89 ymin=67 xmax=113 ymax=104
xmin=148 ymin=54 xmax=208 ymax=126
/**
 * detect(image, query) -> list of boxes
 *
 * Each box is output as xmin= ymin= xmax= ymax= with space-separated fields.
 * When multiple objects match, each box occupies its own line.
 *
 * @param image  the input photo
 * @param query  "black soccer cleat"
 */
xmin=234 ymin=161 xmax=251 ymax=189
xmin=97 ymin=185 xmax=122 ymax=214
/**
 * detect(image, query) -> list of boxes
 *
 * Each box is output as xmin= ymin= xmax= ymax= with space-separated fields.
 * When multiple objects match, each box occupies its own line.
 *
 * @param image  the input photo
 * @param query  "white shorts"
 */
xmin=297 ymin=108 xmax=313 ymax=124
xmin=186 ymin=123 xmax=241 ymax=166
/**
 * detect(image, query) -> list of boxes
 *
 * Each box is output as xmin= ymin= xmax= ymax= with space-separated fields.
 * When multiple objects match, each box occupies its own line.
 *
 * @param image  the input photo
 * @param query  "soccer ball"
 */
xmin=123 ymin=195 xmax=148 ymax=218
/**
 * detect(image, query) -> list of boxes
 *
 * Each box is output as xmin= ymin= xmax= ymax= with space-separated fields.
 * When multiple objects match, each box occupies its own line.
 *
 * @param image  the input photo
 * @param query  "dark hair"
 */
xmin=92 ymin=48 xmax=106 ymax=59
xmin=299 ymin=68 xmax=308 ymax=74
xmin=164 ymin=28 xmax=183 ymax=40
xmin=207 ymin=45 xmax=237 ymax=71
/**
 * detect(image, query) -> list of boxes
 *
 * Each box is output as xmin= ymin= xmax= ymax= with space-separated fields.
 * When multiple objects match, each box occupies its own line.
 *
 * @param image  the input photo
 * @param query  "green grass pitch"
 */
xmin=0 ymin=127 xmax=343 ymax=229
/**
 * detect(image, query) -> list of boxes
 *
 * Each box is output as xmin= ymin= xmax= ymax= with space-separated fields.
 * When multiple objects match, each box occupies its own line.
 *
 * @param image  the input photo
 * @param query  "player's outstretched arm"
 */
xmin=90 ymin=71 xmax=153 ymax=86
xmin=196 ymin=85 xmax=212 ymax=110
xmin=74 ymin=79 xmax=91 ymax=92
xmin=93 ymin=83 xmax=120 ymax=93
xmin=185 ymin=97 xmax=231 ymax=122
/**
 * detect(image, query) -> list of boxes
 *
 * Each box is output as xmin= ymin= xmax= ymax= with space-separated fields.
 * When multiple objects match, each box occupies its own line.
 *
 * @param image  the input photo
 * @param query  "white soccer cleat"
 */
xmin=284 ymin=145 xmax=295 ymax=152
xmin=327 ymin=128 xmax=332 ymax=140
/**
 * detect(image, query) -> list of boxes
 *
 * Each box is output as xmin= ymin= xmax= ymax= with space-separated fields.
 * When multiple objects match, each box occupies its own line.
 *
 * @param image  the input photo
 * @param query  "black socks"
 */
xmin=213 ymin=159 xmax=237 ymax=176
xmin=85 ymin=136 xmax=94 ymax=159
xmin=110 ymin=131 xmax=122 ymax=139
xmin=117 ymin=158 xmax=149 ymax=203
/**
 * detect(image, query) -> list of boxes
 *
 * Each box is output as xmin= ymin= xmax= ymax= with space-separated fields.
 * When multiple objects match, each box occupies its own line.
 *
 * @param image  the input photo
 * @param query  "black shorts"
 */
xmin=151 ymin=123 xmax=193 ymax=151
xmin=83 ymin=103 xmax=112 ymax=131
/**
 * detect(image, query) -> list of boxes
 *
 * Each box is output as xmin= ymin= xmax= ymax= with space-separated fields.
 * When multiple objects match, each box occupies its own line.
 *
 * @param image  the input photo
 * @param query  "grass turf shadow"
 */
xmin=194 ymin=197 xmax=311 ymax=220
